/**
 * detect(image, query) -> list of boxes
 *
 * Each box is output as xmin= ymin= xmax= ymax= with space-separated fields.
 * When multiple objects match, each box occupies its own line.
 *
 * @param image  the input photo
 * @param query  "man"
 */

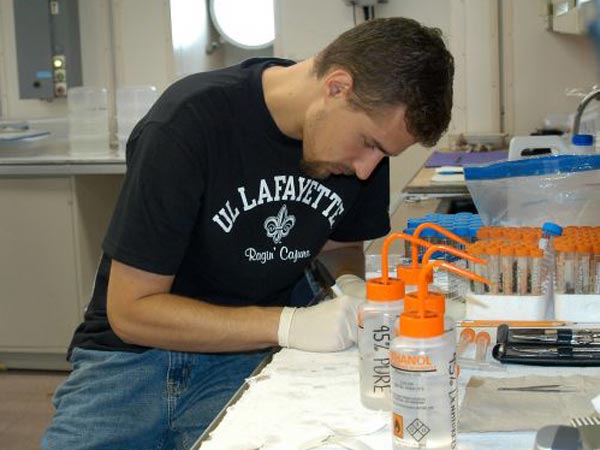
xmin=43 ymin=17 xmax=453 ymax=450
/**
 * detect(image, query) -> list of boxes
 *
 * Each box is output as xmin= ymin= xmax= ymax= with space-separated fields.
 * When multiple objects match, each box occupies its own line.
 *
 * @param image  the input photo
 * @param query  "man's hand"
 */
xmin=277 ymin=295 xmax=364 ymax=352
xmin=336 ymin=273 xmax=366 ymax=298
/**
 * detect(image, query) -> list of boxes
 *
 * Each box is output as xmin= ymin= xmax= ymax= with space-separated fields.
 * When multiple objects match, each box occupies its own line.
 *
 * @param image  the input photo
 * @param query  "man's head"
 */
xmin=301 ymin=17 xmax=454 ymax=180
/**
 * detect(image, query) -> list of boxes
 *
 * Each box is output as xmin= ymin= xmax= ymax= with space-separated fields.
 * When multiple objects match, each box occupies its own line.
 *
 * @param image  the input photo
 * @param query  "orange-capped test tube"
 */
xmin=593 ymin=242 xmax=600 ymax=294
xmin=515 ymin=245 xmax=529 ymax=296
xmin=575 ymin=242 xmax=593 ymax=295
xmin=563 ymin=240 xmax=576 ymax=294
xmin=500 ymin=245 xmax=514 ymax=295
xmin=468 ymin=243 xmax=486 ymax=295
xmin=530 ymin=247 xmax=543 ymax=295
xmin=487 ymin=243 xmax=501 ymax=295
xmin=554 ymin=239 xmax=568 ymax=295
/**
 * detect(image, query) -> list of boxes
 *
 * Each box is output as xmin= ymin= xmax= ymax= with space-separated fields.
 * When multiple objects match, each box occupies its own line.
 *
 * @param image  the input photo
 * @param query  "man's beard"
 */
xmin=301 ymin=107 xmax=354 ymax=179
xmin=300 ymin=108 xmax=334 ymax=179
xmin=299 ymin=159 xmax=332 ymax=180
xmin=299 ymin=159 xmax=354 ymax=179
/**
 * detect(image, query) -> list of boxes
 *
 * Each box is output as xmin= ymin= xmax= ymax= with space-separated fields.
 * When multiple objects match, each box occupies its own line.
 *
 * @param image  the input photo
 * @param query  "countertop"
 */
xmin=404 ymin=167 xmax=469 ymax=195
xmin=192 ymin=346 xmax=600 ymax=450
xmin=0 ymin=141 xmax=125 ymax=175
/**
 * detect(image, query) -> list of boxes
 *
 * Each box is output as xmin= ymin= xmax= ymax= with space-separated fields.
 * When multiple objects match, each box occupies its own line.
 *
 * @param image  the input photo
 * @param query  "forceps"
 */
xmin=298 ymin=433 xmax=376 ymax=450
xmin=497 ymin=384 xmax=578 ymax=393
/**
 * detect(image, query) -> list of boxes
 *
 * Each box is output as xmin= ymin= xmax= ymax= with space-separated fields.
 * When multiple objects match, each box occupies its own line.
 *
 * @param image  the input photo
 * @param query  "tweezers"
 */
xmin=492 ymin=343 xmax=600 ymax=366
xmin=498 ymin=384 xmax=577 ymax=393
xmin=298 ymin=433 xmax=375 ymax=450
xmin=506 ymin=328 xmax=600 ymax=346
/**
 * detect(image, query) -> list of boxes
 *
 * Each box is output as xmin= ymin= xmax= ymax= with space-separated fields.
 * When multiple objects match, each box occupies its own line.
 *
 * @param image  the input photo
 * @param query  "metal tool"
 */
xmin=494 ymin=325 xmax=600 ymax=366
xmin=498 ymin=384 xmax=578 ymax=393
xmin=505 ymin=328 xmax=600 ymax=346
xmin=493 ymin=343 xmax=600 ymax=366
xmin=298 ymin=433 xmax=375 ymax=450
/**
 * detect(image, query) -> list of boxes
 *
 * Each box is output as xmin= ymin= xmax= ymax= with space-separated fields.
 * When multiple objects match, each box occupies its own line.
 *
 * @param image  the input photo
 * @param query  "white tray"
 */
xmin=465 ymin=292 xmax=547 ymax=320
xmin=554 ymin=294 xmax=600 ymax=322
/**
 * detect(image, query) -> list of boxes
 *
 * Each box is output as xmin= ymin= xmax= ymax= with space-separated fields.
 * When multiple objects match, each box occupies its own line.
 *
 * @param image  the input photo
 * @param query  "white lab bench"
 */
xmin=191 ymin=346 xmax=600 ymax=450
xmin=0 ymin=145 xmax=125 ymax=369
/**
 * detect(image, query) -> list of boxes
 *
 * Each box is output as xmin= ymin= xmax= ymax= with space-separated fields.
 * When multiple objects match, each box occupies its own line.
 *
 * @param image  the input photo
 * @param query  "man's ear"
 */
xmin=323 ymin=69 xmax=353 ymax=99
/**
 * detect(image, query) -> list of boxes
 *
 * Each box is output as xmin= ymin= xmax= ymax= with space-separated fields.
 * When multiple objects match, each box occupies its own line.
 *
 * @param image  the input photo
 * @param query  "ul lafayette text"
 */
xmin=212 ymin=175 xmax=345 ymax=233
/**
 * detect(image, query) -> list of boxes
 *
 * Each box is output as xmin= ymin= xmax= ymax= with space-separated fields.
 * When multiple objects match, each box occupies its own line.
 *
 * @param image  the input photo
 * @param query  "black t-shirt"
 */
xmin=69 ymin=58 xmax=390 ymax=355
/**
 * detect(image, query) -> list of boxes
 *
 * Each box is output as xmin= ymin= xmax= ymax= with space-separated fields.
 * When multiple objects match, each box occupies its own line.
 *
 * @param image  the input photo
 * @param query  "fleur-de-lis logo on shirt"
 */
xmin=264 ymin=204 xmax=296 ymax=244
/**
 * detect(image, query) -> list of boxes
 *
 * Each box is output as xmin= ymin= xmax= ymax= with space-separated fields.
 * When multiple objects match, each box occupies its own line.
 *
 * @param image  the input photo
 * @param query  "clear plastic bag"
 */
xmin=464 ymin=155 xmax=600 ymax=226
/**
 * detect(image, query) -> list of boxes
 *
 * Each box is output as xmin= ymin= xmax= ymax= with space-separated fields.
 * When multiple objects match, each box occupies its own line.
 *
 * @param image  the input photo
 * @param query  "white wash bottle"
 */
xmin=358 ymin=233 xmax=406 ymax=410
xmin=358 ymin=274 xmax=405 ymax=410
xmin=391 ymin=261 xmax=489 ymax=450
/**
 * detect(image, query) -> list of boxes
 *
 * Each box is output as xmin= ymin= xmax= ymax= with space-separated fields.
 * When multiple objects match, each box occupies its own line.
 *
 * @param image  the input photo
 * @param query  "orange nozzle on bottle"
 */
xmin=366 ymin=232 xmax=407 ymax=302
xmin=422 ymin=244 xmax=487 ymax=267
xmin=399 ymin=260 xmax=491 ymax=339
xmin=399 ymin=242 xmax=488 ymax=288
xmin=404 ymin=291 xmax=445 ymax=315
xmin=411 ymin=223 xmax=469 ymax=268
xmin=366 ymin=277 xmax=405 ymax=301
xmin=395 ymin=233 xmax=438 ymax=287
xmin=399 ymin=309 xmax=444 ymax=339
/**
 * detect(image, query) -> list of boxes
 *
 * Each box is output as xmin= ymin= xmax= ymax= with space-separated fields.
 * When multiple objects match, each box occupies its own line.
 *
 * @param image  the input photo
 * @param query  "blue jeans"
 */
xmin=43 ymin=271 xmax=318 ymax=449
xmin=42 ymin=347 xmax=271 ymax=450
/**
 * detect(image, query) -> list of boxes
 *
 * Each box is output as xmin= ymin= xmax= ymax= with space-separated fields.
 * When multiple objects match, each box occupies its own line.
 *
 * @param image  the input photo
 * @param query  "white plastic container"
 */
xmin=508 ymin=135 xmax=569 ymax=160
xmin=358 ymin=277 xmax=404 ymax=411
xmin=68 ymin=86 xmax=110 ymax=157
xmin=116 ymin=85 xmax=158 ymax=153
xmin=570 ymin=134 xmax=595 ymax=155
xmin=554 ymin=294 xmax=600 ymax=321
xmin=465 ymin=293 xmax=547 ymax=320
xmin=391 ymin=306 xmax=458 ymax=450
xmin=391 ymin=260 xmax=488 ymax=449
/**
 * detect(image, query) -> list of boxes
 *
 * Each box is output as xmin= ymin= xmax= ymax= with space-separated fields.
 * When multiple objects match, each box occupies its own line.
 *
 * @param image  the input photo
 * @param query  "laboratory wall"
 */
xmin=275 ymin=0 xmax=500 ymax=193
xmin=0 ymin=0 xmax=175 ymax=121
xmin=502 ymin=0 xmax=598 ymax=135
xmin=275 ymin=0 xmax=598 ymax=191
xmin=0 ymin=0 xmax=598 ymax=180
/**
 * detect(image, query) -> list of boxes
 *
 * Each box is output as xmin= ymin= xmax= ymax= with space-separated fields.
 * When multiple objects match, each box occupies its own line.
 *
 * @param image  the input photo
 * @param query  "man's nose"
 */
xmin=353 ymin=152 xmax=384 ymax=180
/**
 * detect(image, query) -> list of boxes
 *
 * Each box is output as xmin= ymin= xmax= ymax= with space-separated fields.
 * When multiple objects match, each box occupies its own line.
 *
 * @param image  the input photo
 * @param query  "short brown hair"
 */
xmin=313 ymin=18 xmax=454 ymax=147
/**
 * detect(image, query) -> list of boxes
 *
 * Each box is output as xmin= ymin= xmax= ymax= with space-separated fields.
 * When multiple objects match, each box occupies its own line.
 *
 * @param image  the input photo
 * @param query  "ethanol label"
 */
xmin=391 ymin=351 xmax=457 ymax=449
xmin=391 ymin=351 xmax=437 ymax=372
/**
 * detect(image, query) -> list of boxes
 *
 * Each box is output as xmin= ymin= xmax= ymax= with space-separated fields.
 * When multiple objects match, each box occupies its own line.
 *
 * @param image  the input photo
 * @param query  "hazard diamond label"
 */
xmin=406 ymin=418 xmax=430 ymax=442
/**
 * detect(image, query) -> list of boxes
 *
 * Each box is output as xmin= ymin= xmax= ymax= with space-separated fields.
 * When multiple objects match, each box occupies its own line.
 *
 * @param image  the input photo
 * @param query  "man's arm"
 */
xmin=318 ymin=241 xmax=365 ymax=279
xmin=317 ymin=240 xmax=367 ymax=299
xmin=107 ymin=259 xmax=283 ymax=353
xmin=318 ymin=240 xmax=365 ymax=279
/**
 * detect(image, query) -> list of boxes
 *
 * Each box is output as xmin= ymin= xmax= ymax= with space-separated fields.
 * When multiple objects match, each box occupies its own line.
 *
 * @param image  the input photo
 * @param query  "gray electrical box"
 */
xmin=13 ymin=0 xmax=82 ymax=99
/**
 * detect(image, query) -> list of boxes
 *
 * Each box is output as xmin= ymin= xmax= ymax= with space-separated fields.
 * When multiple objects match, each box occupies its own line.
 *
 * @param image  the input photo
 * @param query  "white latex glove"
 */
xmin=335 ymin=274 xmax=366 ymax=299
xmin=278 ymin=295 xmax=365 ymax=352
